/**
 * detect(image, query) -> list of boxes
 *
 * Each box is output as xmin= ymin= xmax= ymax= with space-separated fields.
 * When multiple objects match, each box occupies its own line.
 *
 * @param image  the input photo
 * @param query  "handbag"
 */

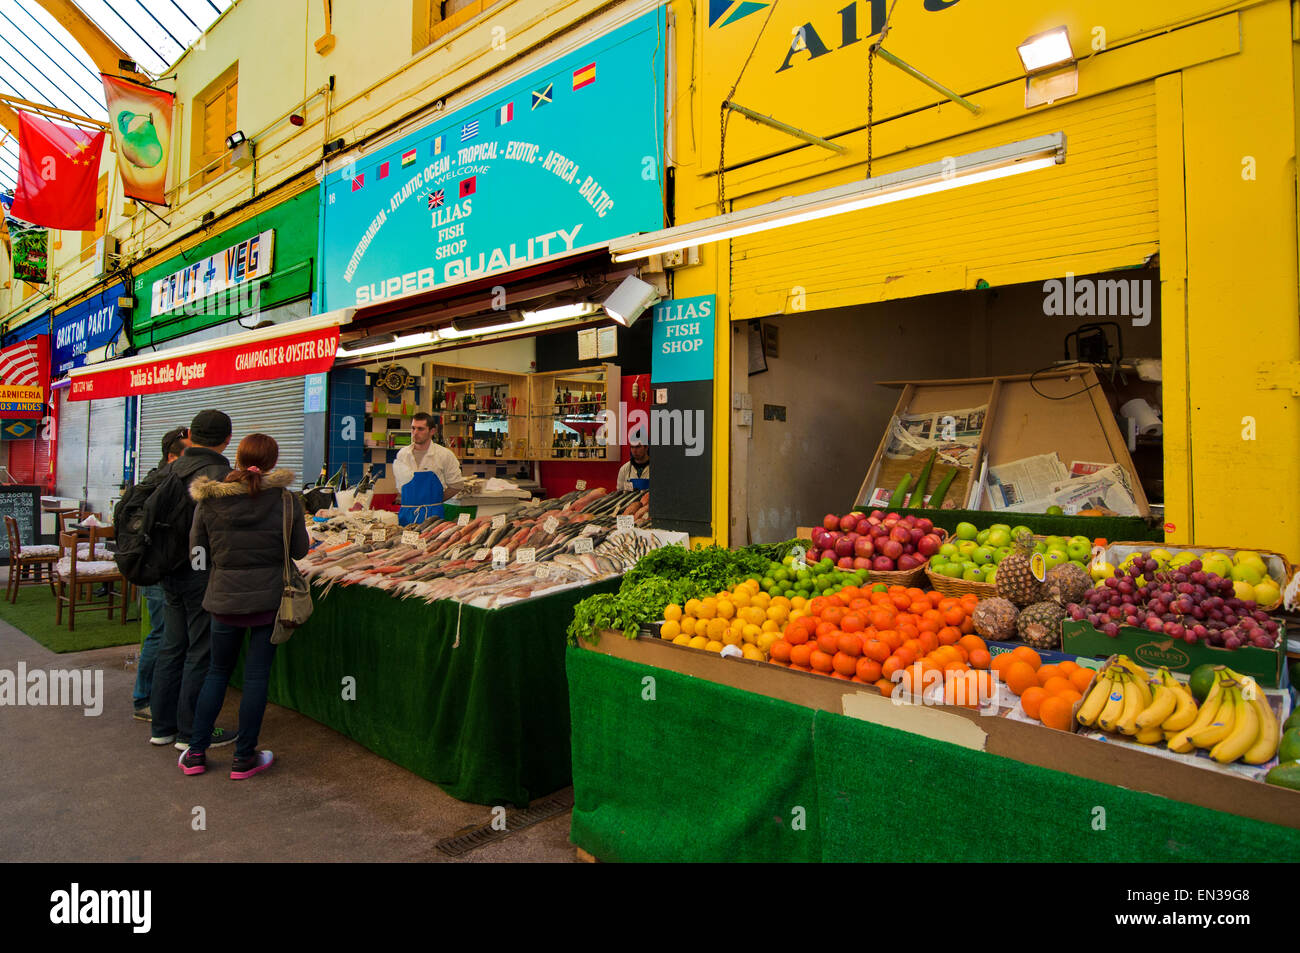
xmin=272 ymin=489 xmax=313 ymax=644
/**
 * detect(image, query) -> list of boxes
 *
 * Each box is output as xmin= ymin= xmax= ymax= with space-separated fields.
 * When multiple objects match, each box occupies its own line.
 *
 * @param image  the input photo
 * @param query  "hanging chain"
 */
xmin=867 ymin=44 xmax=876 ymax=179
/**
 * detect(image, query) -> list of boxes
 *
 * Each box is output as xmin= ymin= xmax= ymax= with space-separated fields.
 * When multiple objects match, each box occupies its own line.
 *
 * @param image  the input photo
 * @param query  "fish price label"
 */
xmin=575 ymin=480 xmax=587 ymax=491
xmin=473 ymin=548 xmax=490 ymax=561
xmin=371 ymin=528 xmax=386 ymax=542
xmin=492 ymin=546 xmax=509 ymax=569
xmin=457 ymin=512 xmax=471 ymax=526
xmin=516 ymin=548 xmax=536 ymax=564
xmin=574 ymin=537 xmax=594 ymax=554
xmin=327 ymin=532 xmax=347 ymax=545
xmin=401 ymin=530 xmax=420 ymax=546
xmin=616 ymin=515 xmax=635 ymax=532
xmin=535 ymin=563 xmax=552 ymax=580
xmin=492 ymin=514 xmax=506 ymax=529
xmin=351 ymin=531 xmax=368 ymax=543
xmin=543 ymin=517 xmax=559 ymax=535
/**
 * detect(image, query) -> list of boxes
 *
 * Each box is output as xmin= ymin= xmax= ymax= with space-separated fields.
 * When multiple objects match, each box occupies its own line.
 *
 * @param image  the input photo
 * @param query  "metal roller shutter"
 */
xmin=138 ymin=376 xmax=305 ymax=485
xmin=56 ymin=393 xmax=127 ymax=512
xmin=729 ymin=83 xmax=1160 ymax=318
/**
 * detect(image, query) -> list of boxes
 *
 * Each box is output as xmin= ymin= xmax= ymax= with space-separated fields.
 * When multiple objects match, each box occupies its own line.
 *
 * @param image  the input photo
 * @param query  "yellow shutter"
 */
xmin=191 ymin=64 xmax=238 ymax=188
xmin=729 ymin=84 xmax=1160 ymax=319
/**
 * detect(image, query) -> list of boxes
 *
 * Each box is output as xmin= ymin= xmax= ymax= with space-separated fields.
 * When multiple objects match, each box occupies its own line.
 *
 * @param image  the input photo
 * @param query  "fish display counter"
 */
xmin=230 ymin=486 xmax=683 ymax=806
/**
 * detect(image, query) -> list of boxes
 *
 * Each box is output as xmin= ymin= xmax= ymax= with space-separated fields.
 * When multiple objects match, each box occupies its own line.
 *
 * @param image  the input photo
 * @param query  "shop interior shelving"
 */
xmin=526 ymin=363 xmax=618 ymax=461
xmin=426 ymin=361 xmax=531 ymax=461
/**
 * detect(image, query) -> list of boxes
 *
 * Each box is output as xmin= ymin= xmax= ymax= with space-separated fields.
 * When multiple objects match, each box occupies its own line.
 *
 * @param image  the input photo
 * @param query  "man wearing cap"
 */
xmin=149 ymin=410 xmax=237 ymax=751
xmin=131 ymin=426 xmax=190 ymax=721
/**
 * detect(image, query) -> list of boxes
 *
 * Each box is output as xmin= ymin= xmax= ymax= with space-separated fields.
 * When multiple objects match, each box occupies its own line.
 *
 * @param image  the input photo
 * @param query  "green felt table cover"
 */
xmin=233 ymin=578 xmax=616 ymax=806
xmin=567 ymin=648 xmax=1300 ymax=861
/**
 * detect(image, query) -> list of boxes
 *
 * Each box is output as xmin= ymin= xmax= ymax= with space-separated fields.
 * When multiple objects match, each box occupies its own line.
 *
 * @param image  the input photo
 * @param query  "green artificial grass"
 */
xmin=0 ymin=578 xmax=142 ymax=653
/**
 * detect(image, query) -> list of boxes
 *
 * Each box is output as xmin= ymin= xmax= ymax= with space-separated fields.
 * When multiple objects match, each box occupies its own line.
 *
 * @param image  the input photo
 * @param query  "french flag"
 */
xmin=495 ymin=102 xmax=514 ymax=126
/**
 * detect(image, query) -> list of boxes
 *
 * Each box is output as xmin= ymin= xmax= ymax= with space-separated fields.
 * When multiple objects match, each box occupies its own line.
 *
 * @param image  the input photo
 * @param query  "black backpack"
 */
xmin=113 ymin=467 xmax=196 ymax=585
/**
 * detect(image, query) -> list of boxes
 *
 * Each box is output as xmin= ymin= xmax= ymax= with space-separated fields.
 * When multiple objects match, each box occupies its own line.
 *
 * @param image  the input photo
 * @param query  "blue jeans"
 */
xmin=190 ymin=620 xmax=277 ymax=759
xmin=132 ymin=584 xmax=166 ymax=708
xmin=150 ymin=570 xmax=212 ymax=740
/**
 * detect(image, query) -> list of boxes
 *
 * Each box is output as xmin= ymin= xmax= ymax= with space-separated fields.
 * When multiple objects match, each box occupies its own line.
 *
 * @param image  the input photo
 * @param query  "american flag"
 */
xmin=428 ymin=189 xmax=444 ymax=209
xmin=0 ymin=340 xmax=42 ymax=387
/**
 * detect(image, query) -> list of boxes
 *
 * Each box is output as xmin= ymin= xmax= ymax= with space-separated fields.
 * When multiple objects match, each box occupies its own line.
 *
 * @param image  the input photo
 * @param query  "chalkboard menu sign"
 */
xmin=0 ymin=485 xmax=40 ymax=562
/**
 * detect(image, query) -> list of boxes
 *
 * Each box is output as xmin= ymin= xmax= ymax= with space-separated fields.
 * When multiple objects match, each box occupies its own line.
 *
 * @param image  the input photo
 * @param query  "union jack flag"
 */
xmin=428 ymin=189 xmax=445 ymax=209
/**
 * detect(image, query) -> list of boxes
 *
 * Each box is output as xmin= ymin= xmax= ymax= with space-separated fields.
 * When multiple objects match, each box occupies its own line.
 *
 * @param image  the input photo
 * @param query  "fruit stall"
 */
xmin=564 ymin=514 xmax=1300 ymax=861
xmin=232 ymin=488 xmax=682 ymax=806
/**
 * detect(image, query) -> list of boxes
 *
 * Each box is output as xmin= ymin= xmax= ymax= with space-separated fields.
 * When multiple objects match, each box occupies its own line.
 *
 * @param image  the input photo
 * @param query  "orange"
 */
xmin=816 ymin=631 xmax=841 ymax=655
xmin=1004 ymin=661 xmax=1038 ymax=696
xmin=822 ymin=606 xmax=847 ymax=626
xmin=881 ymin=655 xmax=904 ymax=679
xmin=942 ymin=660 xmax=969 ymax=674
xmin=868 ymin=607 xmax=897 ymax=630
xmin=917 ymin=630 xmax=940 ymax=654
xmin=890 ymin=592 xmax=912 ymax=611
xmin=1056 ymin=689 xmax=1083 ymax=709
xmin=968 ymin=648 xmax=991 ymax=670
xmin=1010 ymin=646 xmax=1042 ymax=671
xmin=863 ymin=638 xmax=891 ymax=663
xmin=830 ymin=671 xmax=852 ymax=681
xmin=837 ymin=632 xmax=863 ymax=657
xmin=789 ymin=643 xmax=813 ymax=667
xmin=894 ymin=645 xmax=918 ymax=668
xmin=879 ymin=629 xmax=903 ymax=651
xmin=841 ymin=613 xmax=865 ymax=634
xmin=958 ymin=616 xmax=975 ymax=634
xmin=857 ymin=657 xmax=883 ymax=682
xmin=944 ymin=671 xmax=981 ymax=709
xmin=1069 ymin=667 xmax=1096 ymax=693
xmin=875 ymin=678 xmax=897 ymax=697
xmin=816 ymin=621 xmax=838 ymax=640
xmin=944 ymin=605 xmax=968 ymax=627
xmin=1036 ymin=664 xmax=1063 ymax=685
xmin=810 ymin=649 xmax=835 ymax=673
xmin=901 ymin=638 xmax=924 ymax=657
xmin=990 ymin=652 xmax=1015 ymax=676
xmin=1020 ymin=686 xmax=1048 ymax=720
xmin=1042 ymin=675 xmax=1074 ymax=697
xmin=952 ymin=645 xmax=970 ymax=663
xmin=769 ymin=640 xmax=792 ymax=663
xmin=937 ymin=625 xmax=961 ymax=645
xmin=849 ymin=598 xmax=872 ymax=613
xmin=958 ymin=634 xmax=987 ymax=656
xmin=808 ymin=597 xmax=828 ymax=617
xmin=1039 ymin=695 xmax=1073 ymax=731
xmin=832 ymin=651 xmax=859 ymax=677
xmin=1057 ymin=660 xmax=1080 ymax=677
xmin=790 ymin=663 xmax=813 ymax=673
xmin=769 ymin=658 xmax=789 ymax=667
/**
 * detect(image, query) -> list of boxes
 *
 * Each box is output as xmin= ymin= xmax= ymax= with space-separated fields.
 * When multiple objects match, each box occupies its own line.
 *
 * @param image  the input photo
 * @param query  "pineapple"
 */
xmin=1017 ymin=600 xmax=1067 ymax=650
xmin=996 ymin=532 xmax=1044 ymax=606
xmin=972 ymin=597 xmax=1019 ymax=641
xmin=1044 ymin=562 xmax=1090 ymax=606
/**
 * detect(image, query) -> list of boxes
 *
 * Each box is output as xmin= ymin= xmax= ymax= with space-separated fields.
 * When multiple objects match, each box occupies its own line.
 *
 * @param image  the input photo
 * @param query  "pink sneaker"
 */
xmin=230 ymin=750 xmax=274 ymax=780
xmin=178 ymin=748 xmax=206 ymax=775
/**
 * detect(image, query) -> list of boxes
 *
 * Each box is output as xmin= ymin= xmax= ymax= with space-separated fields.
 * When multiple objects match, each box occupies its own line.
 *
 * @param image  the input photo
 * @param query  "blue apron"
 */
xmin=398 ymin=470 xmax=444 ymax=526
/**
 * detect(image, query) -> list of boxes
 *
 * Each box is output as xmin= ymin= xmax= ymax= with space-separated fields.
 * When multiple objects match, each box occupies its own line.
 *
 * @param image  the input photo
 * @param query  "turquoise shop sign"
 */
xmin=317 ymin=9 xmax=665 ymax=311
xmin=652 ymin=295 xmax=715 ymax=383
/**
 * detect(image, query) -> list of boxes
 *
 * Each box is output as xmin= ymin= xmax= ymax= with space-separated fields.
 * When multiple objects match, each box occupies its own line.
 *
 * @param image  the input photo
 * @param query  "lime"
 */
xmin=760 ymin=577 xmax=775 ymax=590
xmin=1046 ymin=505 xmax=1064 ymax=515
xmin=1284 ymin=709 xmax=1300 ymax=734
xmin=1188 ymin=664 xmax=1220 ymax=703
xmin=1278 ymin=728 xmax=1300 ymax=765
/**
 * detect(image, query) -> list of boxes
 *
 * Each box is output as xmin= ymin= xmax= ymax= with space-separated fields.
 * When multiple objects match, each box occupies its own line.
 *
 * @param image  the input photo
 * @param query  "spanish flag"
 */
xmin=572 ymin=63 xmax=596 ymax=90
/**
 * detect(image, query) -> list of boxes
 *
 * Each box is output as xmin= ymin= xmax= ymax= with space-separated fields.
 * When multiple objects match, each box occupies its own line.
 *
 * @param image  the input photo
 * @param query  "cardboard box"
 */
xmin=1062 ymin=619 xmax=1285 ymax=687
xmin=583 ymin=631 xmax=1300 ymax=831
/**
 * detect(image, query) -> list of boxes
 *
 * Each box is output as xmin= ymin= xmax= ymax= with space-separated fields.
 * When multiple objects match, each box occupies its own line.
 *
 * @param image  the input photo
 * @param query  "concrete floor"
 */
xmin=0 ymin=608 xmax=577 ymax=862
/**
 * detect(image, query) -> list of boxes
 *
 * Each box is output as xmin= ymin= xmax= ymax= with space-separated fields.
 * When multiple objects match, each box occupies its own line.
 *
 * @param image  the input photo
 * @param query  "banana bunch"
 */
xmin=1076 ymin=657 xmax=1197 ymax=744
xmin=1164 ymin=668 xmax=1279 ymax=764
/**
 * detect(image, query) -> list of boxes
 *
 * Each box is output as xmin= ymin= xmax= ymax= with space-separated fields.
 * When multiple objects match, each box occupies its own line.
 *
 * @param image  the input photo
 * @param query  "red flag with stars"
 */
xmin=10 ymin=111 xmax=105 ymax=231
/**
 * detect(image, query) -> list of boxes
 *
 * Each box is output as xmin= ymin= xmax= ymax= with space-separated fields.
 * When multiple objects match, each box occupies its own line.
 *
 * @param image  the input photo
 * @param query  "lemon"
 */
xmin=791 ymin=595 xmax=807 ymax=610
xmin=697 ymin=598 xmax=717 ymax=620
xmin=688 ymin=635 xmax=709 ymax=650
xmin=706 ymin=617 xmax=728 ymax=640
xmin=766 ymin=604 xmax=789 ymax=624
xmin=660 ymin=621 xmax=680 ymax=640
xmin=731 ymin=589 xmax=751 ymax=608
xmin=761 ymin=619 xmax=779 ymax=633
xmin=664 ymin=603 xmax=683 ymax=622
xmin=704 ymin=640 xmax=725 ymax=653
xmin=684 ymin=599 xmax=703 ymax=618
xmin=673 ymin=633 xmax=691 ymax=646
xmin=742 ymin=623 xmax=762 ymax=644
xmin=717 ymin=599 xmax=736 ymax=620
xmin=771 ymin=595 xmax=791 ymax=610
xmin=723 ymin=628 xmax=744 ymax=646
xmin=757 ymin=631 xmax=779 ymax=652
xmin=680 ymin=616 xmax=697 ymax=636
xmin=741 ymin=643 xmax=765 ymax=661
xmin=751 ymin=592 xmax=771 ymax=609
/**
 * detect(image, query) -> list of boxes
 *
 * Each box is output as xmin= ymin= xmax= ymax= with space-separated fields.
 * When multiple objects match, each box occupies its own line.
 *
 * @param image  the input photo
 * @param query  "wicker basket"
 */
xmin=867 ymin=565 xmax=932 ymax=589
xmin=1105 ymin=541 xmax=1293 ymax=613
xmin=926 ymin=569 xmax=999 ymax=599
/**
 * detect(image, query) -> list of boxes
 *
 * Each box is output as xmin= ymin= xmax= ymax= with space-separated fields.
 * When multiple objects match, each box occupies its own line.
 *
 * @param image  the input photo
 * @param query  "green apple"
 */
xmin=983 ymin=566 xmax=997 ymax=585
xmin=1069 ymin=560 xmax=1089 ymax=571
xmin=1066 ymin=539 xmax=1091 ymax=561
xmin=991 ymin=524 xmax=1011 ymax=533
xmin=992 ymin=547 xmax=1011 ymax=565
xmin=1033 ymin=541 xmax=1048 ymax=554
xmin=939 ymin=542 xmax=959 ymax=559
xmin=976 ymin=529 xmax=991 ymax=545
xmin=1201 ymin=554 xmax=1233 ymax=579
xmin=986 ymin=528 xmax=1011 ymax=549
xmin=1044 ymin=550 xmax=1069 ymax=570
xmin=1046 ymin=505 xmax=1064 ymax=515
xmin=1169 ymin=552 xmax=1197 ymax=569
xmin=958 ymin=540 xmax=978 ymax=556
xmin=1011 ymin=525 xmax=1033 ymax=540
xmin=1232 ymin=550 xmax=1265 ymax=566
xmin=972 ymin=546 xmax=995 ymax=566
xmin=1044 ymin=535 xmax=1067 ymax=550
xmin=955 ymin=522 xmax=978 ymax=541
xmin=962 ymin=566 xmax=986 ymax=582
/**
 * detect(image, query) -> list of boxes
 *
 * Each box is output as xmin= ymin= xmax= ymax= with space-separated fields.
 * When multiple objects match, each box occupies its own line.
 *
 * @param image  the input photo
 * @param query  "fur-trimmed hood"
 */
xmin=189 ymin=468 xmax=296 ymax=501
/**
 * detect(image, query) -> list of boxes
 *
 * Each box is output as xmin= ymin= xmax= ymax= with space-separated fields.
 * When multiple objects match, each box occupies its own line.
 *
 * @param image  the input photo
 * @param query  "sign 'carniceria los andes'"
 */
xmin=317 ymin=9 xmax=665 ymax=310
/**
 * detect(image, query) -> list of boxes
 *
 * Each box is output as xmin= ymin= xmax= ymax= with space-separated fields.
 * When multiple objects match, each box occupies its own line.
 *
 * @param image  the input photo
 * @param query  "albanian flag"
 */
xmin=10 ymin=111 xmax=105 ymax=231
xmin=102 ymin=74 xmax=174 ymax=206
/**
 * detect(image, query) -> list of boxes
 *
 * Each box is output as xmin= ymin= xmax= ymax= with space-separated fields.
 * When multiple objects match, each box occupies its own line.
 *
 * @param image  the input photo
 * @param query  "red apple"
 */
xmin=834 ymin=537 xmax=855 ymax=558
xmin=898 ymin=553 xmax=920 ymax=571
xmin=823 ymin=513 xmax=840 ymax=531
xmin=872 ymin=555 xmax=896 ymax=572
xmin=915 ymin=518 xmax=934 ymax=535
xmin=839 ymin=513 xmax=859 ymax=533
xmin=917 ymin=534 xmax=942 ymax=557
xmin=837 ymin=556 xmax=855 ymax=570
xmin=853 ymin=556 xmax=872 ymax=570
xmin=870 ymin=510 xmax=883 ymax=520
xmin=881 ymin=539 xmax=904 ymax=560
xmin=909 ymin=527 xmax=924 ymax=545
xmin=811 ymin=528 xmax=828 ymax=549
xmin=854 ymin=537 xmax=875 ymax=558
xmin=890 ymin=526 xmax=911 ymax=545
xmin=868 ymin=523 xmax=887 ymax=539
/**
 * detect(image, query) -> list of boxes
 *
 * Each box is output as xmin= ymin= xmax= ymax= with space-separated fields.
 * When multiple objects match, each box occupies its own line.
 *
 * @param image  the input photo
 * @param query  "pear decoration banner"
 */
xmin=102 ymin=74 xmax=174 ymax=206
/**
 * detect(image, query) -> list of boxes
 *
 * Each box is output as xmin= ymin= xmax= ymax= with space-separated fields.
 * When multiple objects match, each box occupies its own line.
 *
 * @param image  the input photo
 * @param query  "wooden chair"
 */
xmin=54 ymin=529 xmax=131 ymax=631
xmin=4 ymin=514 xmax=59 ymax=603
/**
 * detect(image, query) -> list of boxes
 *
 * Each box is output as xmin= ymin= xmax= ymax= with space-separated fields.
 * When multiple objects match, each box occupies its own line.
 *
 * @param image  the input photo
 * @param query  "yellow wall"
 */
xmin=667 ymin=0 xmax=1300 ymax=560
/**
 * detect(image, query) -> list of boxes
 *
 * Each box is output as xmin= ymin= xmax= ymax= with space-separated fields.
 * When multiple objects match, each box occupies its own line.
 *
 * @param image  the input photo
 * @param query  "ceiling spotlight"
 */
xmin=603 ymin=276 xmax=660 ymax=327
xmin=451 ymin=310 xmax=525 ymax=334
xmin=1017 ymin=26 xmax=1074 ymax=74
xmin=225 ymin=130 xmax=247 ymax=150
xmin=341 ymin=332 xmax=397 ymax=352
xmin=118 ymin=58 xmax=137 ymax=72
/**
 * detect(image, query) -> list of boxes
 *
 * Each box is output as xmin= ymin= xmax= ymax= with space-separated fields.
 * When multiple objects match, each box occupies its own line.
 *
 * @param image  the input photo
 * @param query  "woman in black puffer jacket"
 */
xmin=179 ymin=433 xmax=309 ymax=780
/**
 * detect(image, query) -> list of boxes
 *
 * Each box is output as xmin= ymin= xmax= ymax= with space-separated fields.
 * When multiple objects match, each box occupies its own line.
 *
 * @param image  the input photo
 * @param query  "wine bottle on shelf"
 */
xmin=577 ymin=431 xmax=587 ymax=459
xmin=317 ymin=462 xmax=328 ymax=486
